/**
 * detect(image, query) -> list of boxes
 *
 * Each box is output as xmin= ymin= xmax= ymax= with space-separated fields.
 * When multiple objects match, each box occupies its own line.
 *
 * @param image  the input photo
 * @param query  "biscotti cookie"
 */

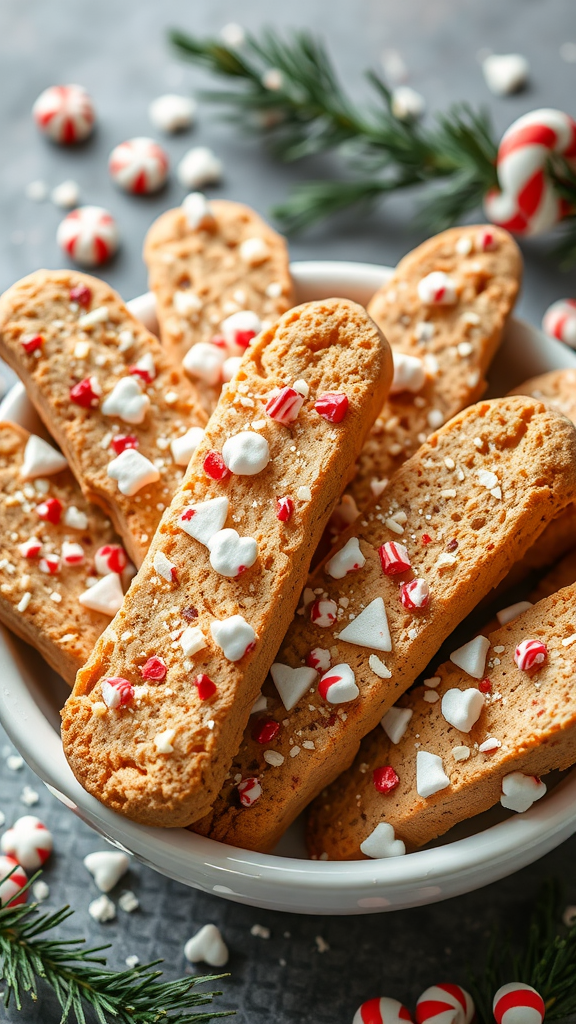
xmin=307 ymin=582 xmax=576 ymax=858
xmin=0 ymin=270 xmax=207 ymax=567
xmin=0 ymin=422 xmax=126 ymax=684
xmin=144 ymin=196 xmax=294 ymax=415
xmin=192 ymin=396 xmax=576 ymax=852
xmin=61 ymin=298 xmax=392 ymax=828
xmin=345 ymin=226 xmax=521 ymax=515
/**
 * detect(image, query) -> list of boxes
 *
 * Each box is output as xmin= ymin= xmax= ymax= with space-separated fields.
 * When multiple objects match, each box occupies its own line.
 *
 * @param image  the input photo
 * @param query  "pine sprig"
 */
xmin=169 ymin=27 xmax=499 ymax=232
xmin=0 ymin=871 xmax=231 ymax=1024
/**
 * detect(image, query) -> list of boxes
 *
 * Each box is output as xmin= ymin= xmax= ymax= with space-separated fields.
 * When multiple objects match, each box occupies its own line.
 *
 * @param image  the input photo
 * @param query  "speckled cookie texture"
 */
xmin=193 ymin=396 xmax=576 ymax=853
xmin=0 ymin=422 xmax=121 ymax=684
xmin=144 ymin=198 xmax=294 ymax=415
xmin=345 ymin=225 xmax=522 ymax=515
xmin=0 ymin=270 xmax=207 ymax=568
xmin=61 ymin=298 xmax=392 ymax=828
xmin=307 ymin=581 xmax=576 ymax=859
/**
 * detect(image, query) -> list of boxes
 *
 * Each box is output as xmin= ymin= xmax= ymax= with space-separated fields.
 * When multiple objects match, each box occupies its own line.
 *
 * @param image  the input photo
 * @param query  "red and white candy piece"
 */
xmin=415 ymin=984 xmax=474 ymax=1024
xmin=310 ymin=598 xmax=338 ymax=627
xmin=237 ymin=777 xmax=262 ymax=807
xmin=95 ymin=544 xmax=128 ymax=576
xmin=210 ymin=615 xmax=256 ymax=662
xmin=400 ymin=578 xmax=430 ymax=610
xmin=108 ymin=137 xmax=169 ymax=194
xmin=57 ymin=206 xmax=120 ymax=266
xmin=493 ymin=984 xmax=545 ymax=1024
xmin=314 ymin=392 xmax=349 ymax=423
xmin=325 ymin=537 xmax=365 ymax=579
xmin=265 ymin=386 xmax=305 ymax=424
xmin=179 ymin=496 xmax=229 ymax=546
xmin=140 ymin=656 xmax=167 ymax=681
xmin=0 ymin=855 xmax=28 ymax=907
xmin=306 ymin=647 xmax=331 ymax=672
xmin=70 ymin=375 xmax=101 ymax=409
xmin=514 ymin=638 xmax=548 ymax=671
xmin=276 ymin=496 xmax=294 ymax=522
xmin=318 ymin=663 xmax=359 ymax=704
xmin=218 ymin=310 xmax=262 ymax=354
xmin=379 ymin=541 xmax=411 ymax=575
xmin=542 ymin=298 xmax=576 ymax=349
xmin=32 ymin=84 xmax=95 ymax=144
xmin=101 ymin=676 xmax=134 ymax=709
xmin=485 ymin=108 xmax=576 ymax=236
xmin=353 ymin=997 xmax=413 ymax=1024
xmin=417 ymin=272 xmax=458 ymax=305
xmin=18 ymin=537 xmax=42 ymax=559
xmin=61 ymin=541 xmax=85 ymax=565
xmin=500 ymin=772 xmax=547 ymax=813
xmin=36 ymin=496 xmax=62 ymax=524
xmin=1 ymin=815 xmax=53 ymax=870
xmin=39 ymin=554 xmax=61 ymax=575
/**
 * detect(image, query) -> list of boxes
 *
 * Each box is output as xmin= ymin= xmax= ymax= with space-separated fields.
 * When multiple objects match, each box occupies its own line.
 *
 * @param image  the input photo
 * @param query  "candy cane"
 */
xmin=484 ymin=108 xmax=576 ymax=236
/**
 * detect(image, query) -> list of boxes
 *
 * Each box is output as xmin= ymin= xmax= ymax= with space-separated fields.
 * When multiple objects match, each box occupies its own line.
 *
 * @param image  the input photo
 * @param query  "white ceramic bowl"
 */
xmin=1 ymin=260 xmax=576 ymax=916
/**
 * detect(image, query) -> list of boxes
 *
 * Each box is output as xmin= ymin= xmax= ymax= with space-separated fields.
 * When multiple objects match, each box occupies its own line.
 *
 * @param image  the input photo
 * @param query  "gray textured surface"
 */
xmin=1 ymin=1 xmax=576 ymax=1021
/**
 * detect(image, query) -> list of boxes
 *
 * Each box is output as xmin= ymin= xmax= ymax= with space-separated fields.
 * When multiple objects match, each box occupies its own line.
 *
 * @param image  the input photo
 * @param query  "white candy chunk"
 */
xmin=208 ymin=528 xmax=258 ymax=577
xmin=501 ymin=772 xmax=547 ymax=813
xmin=177 ymin=146 xmax=223 ymax=189
xmin=184 ymin=924 xmax=229 ymax=967
xmin=319 ymin=663 xmax=359 ymax=704
xmin=390 ymin=352 xmax=426 ymax=395
xmin=452 ymin=745 xmax=471 ymax=762
xmin=251 ymin=694 xmax=267 ymax=715
xmin=416 ymin=750 xmax=451 ymax=798
xmin=220 ymin=310 xmax=262 ymax=353
xmin=496 ymin=600 xmax=533 ymax=626
xmin=180 ymin=626 xmax=207 ymax=657
xmin=417 ymin=271 xmax=458 ymax=305
xmin=325 ymin=537 xmax=366 ymax=579
xmin=64 ymin=505 xmax=88 ymax=530
xmin=179 ymin=496 xmax=229 ymax=546
xmin=0 ymin=815 xmax=53 ymax=869
xmin=441 ymin=687 xmax=485 ymax=733
xmin=79 ymin=573 xmax=123 ymax=616
xmin=391 ymin=85 xmax=425 ymax=120
xmin=482 ymin=53 xmax=529 ymax=95
xmin=450 ymin=635 xmax=490 ymax=679
xmin=222 ymin=431 xmax=270 ymax=475
xmin=171 ymin=426 xmax=205 ymax=466
xmin=102 ymin=377 xmax=150 ymax=425
xmin=107 ymin=449 xmax=160 ymax=496
xmin=154 ymin=727 xmax=176 ymax=753
xmin=153 ymin=551 xmax=176 ymax=582
xmin=89 ymin=894 xmax=116 ymax=923
xmin=119 ymin=890 xmax=139 ymax=912
xmin=182 ymin=191 xmax=215 ymax=230
xmin=149 ymin=93 xmax=196 ymax=132
xmin=271 ymin=663 xmax=317 ymax=711
xmin=360 ymin=822 xmax=406 ymax=859
xmin=239 ymin=237 xmax=270 ymax=265
xmin=381 ymin=706 xmax=413 ymax=744
xmin=369 ymin=654 xmax=392 ymax=679
xmin=62 ymin=541 xmax=85 ymax=565
xmin=210 ymin=615 xmax=256 ymax=661
xmin=132 ymin=352 xmax=156 ymax=380
xmin=84 ymin=850 xmax=129 ymax=892
xmin=183 ymin=342 xmax=226 ymax=385
xmin=20 ymin=435 xmax=67 ymax=479
xmin=338 ymin=597 xmax=392 ymax=652
xmin=52 ymin=179 xmax=80 ymax=208
xmin=173 ymin=290 xmax=203 ymax=317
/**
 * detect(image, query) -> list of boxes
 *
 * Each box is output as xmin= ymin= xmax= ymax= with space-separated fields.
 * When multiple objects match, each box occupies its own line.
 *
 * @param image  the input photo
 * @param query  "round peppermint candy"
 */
xmin=0 ymin=815 xmax=53 ymax=870
xmin=0 ymin=855 xmax=28 ymax=907
xmin=493 ymin=984 xmax=545 ymax=1024
xmin=57 ymin=206 xmax=119 ymax=266
xmin=415 ymin=984 xmax=474 ymax=1024
xmin=109 ymin=137 xmax=169 ymax=194
xmin=353 ymin=997 xmax=413 ymax=1024
xmin=32 ymin=84 xmax=95 ymax=144
xmin=542 ymin=298 xmax=576 ymax=349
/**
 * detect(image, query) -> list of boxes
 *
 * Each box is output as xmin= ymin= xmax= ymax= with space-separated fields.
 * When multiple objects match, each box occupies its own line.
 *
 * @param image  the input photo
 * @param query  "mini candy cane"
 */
xmin=485 ymin=108 xmax=576 ymax=236
xmin=542 ymin=298 xmax=576 ymax=349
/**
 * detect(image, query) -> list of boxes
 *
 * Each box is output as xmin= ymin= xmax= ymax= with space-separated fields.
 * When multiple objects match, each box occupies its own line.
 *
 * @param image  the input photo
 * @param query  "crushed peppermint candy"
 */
xmin=179 ymin=496 xmax=229 ymax=546
xmin=36 ymin=497 xmax=62 ymax=524
xmin=140 ymin=656 xmax=167 ymax=681
xmin=379 ymin=541 xmax=411 ymax=575
xmin=310 ymin=598 xmax=338 ymax=627
xmin=270 ymin=663 xmax=317 ymax=711
xmin=203 ymin=450 xmax=230 ymax=481
xmin=70 ymin=376 xmax=101 ymax=408
xmin=195 ymin=674 xmax=217 ymax=700
xmin=208 ymin=528 xmax=258 ymax=577
xmin=306 ymin=647 xmax=331 ymax=672
xmin=400 ymin=577 xmax=430 ymax=610
xmin=381 ymin=706 xmax=412 ymax=743
xmin=276 ymin=496 xmax=294 ymax=522
xmin=390 ymin=352 xmax=426 ymax=394
xmin=514 ymin=639 xmax=548 ymax=671
xmin=20 ymin=435 xmax=67 ymax=479
xmin=318 ymin=663 xmax=359 ymax=704
xmin=417 ymin=271 xmax=458 ymax=305
xmin=153 ymin=550 xmax=178 ymax=583
xmin=237 ymin=777 xmax=262 ymax=807
xmin=325 ymin=537 xmax=365 ymax=579
xmin=210 ymin=615 xmax=256 ymax=661
xmin=61 ymin=541 xmax=84 ymax=565
xmin=265 ymin=386 xmax=305 ymax=424
xmin=314 ymin=392 xmax=348 ymax=423
xmin=101 ymin=677 xmax=134 ymax=709
xmin=373 ymin=765 xmax=400 ymax=794
xmin=95 ymin=544 xmax=128 ymax=575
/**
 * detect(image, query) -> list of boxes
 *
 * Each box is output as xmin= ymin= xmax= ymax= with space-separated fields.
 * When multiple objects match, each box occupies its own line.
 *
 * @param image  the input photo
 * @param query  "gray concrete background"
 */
xmin=2 ymin=1 xmax=576 ymax=1021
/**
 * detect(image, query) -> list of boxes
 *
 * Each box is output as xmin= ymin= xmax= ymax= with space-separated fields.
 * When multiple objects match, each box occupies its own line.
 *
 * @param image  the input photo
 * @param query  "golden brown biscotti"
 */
xmin=61 ymin=298 xmax=393 ymax=828
xmin=144 ymin=198 xmax=294 ymax=414
xmin=307 ymin=583 xmax=576 ymax=858
xmin=345 ymin=225 xmax=522 ymax=514
xmin=0 ymin=270 xmax=207 ymax=567
xmin=0 ymin=422 xmax=121 ymax=684
xmin=192 ymin=396 xmax=576 ymax=852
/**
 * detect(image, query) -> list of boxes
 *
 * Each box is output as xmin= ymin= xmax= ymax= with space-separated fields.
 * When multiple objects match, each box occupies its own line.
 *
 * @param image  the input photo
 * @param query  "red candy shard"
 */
xmin=373 ymin=765 xmax=400 ymax=794
xmin=514 ymin=639 xmax=548 ymax=671
xmin=400 ymin=577 xmax=430 ymax=610
xmin=314 ymin=392 xmax=348 ymax=423
xmin=276 ymin=496 xmax=294 ymax=522
xmin=203 ymin=450 xmax=229 ymax=481
xmin=140 ymin=656 xmax=167 ymax=681
xmin=110 ymin=434 xmax=139 ymax=455
xmin=478 ymin=678 xmax=492 ymax=693
xmin=181 ymin=509 xmax=195 ymax=521
xmin=129 ymin=365 xmax=154 ymax=384
xmin=252 ymin=718 xmax=280 ymax=744
xmin=234 ymin=329 xmax=257 ymax=350
xmin=265 ymin=386 xmax=304 ymax=425
xmin=379 ymin=541 xmax=411 ymax=575
xmin=36 ymin=497 xmax=62 ymax=524
xmin=21 ymin=334 xmax=44 ymax=354
xmin=421 ymin=534 xmax=432 ymax=545
xmin=195 ymin=674 xmax=217 ymax=701
xmin=70 ymin=376 xmax=100 ymax=409
xmin=237 ymin=776 xmax=262 ymax=807
xmin=69 ymin=283 xmax=92 ymax=308
xmin=39 ymin=554 xmax=60 ymax=575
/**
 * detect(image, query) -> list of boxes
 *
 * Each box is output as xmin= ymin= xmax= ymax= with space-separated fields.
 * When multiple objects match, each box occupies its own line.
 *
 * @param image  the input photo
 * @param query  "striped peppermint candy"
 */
xmin=353 ymin=998 xmax=413 ymax=1024
xmin=415 ymin=984 xmax=475 ymax=1024
xmin=542 ymin=298 xmax=576 ymax=349
xmin=57 ymin=206 xmax=120 ymax=266
xmin=265 ymin=386 xmax=305 ymax=424
xmin=237 ymin=777 xmax=262 ymax=807
xmin=0 ymin=855 xmax=28 ymax=907
xmin=32 ymin=84 xmax=95 ymax=143
xmin=514 ymin=638 xmax=548 ymax=671
xmin=484 ymin=108 xmax=576 ymax=236
xmin=109 ymin=137 xmax=169 ymax=194
xmin=493 ymin=984 xmax=545 ymax=1024
xmin=101 ymin=676 xmax=134 ymax=709
xmin=318 ymin=663 xmax=359 ymax=704
xmin=1 ymin=815 xmax=53 ymax=870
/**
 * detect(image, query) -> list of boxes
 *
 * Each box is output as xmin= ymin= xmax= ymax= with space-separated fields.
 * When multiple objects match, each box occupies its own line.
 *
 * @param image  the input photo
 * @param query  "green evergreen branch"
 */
xmin=0 ymin=870 xmax=231 ymax=1024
